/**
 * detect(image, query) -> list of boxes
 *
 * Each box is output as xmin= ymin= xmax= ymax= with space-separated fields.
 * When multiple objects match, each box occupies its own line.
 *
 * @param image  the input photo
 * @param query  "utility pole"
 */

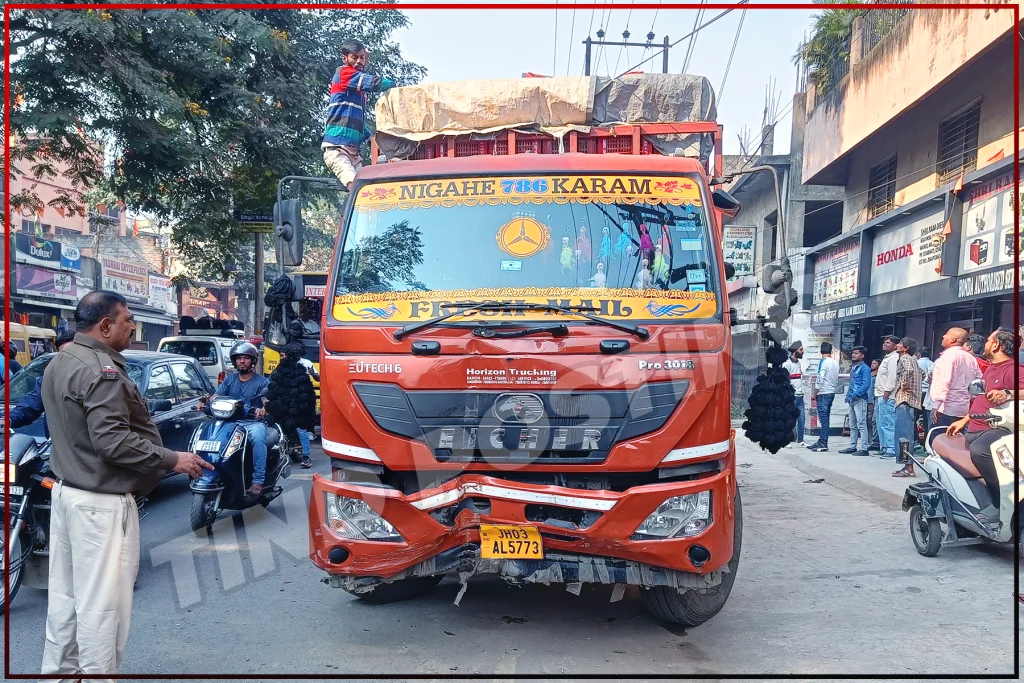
xmin=254 ymin=232 xmax=264 ymax=335
xmin=583 ymin=30 xmax=671 ymax=76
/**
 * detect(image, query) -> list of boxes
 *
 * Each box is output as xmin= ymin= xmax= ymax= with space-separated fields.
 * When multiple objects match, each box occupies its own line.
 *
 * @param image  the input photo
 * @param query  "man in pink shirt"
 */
xmin=927 ymin=327 xmax=981 ymax=444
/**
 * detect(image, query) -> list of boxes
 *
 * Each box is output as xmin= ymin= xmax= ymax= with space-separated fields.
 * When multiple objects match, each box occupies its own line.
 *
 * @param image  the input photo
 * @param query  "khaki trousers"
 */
xmin=323 ymin=145 xmax=362 ymax=187
xmin=39 ymin=481 xmax=140 ymax=683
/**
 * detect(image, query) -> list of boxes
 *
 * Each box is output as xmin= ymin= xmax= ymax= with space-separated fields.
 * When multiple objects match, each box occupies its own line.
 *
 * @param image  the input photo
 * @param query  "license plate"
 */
xmin=5 ymin=486 xmax=23 ymax=496
xmin=479 ymin=524 xmax=544 ymax=559
xmin=195 ymin=440 xmax=222 ymax=452
xmin=0 ymin=464 xmax=15 ymax=483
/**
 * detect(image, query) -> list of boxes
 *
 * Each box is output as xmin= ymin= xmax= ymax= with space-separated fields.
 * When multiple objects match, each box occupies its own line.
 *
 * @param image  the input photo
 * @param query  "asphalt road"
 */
xmin=4 ymin=439 xmax=1017 ymax=680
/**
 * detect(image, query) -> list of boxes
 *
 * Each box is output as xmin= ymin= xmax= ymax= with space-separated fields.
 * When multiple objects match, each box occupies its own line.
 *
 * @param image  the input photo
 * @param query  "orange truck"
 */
xmin=277 ymin=74 xmax=753 ymax=627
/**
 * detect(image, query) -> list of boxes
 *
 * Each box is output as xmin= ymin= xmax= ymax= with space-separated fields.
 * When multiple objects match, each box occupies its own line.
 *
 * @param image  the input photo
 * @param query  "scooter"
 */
xmin=187 ymin=396 xmax=291 ymax=535
xmin=1 ymin=435 xmax=148 ymax=609
xmin=902 ymin=379 xmax=1022 ymax=557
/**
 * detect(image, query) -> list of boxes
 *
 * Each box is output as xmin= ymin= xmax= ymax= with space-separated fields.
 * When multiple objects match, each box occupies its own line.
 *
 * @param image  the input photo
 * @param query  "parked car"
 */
xmin=157 ymin=329 xmax=244 ymax=386
xmin=8 ymin=351 xmax=216 ymax=455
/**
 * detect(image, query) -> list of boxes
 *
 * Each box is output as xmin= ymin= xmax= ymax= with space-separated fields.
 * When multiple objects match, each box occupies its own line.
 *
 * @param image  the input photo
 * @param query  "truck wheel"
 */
xmin=349 ymin=575 xmax=444 ymax=605
xmin=190 ymin=493 xmax=218 ymax=535
xmin=909 ymin=504 xmax=942 ymax=557
xmin=641 ymin=485 xmax=743 ymax=628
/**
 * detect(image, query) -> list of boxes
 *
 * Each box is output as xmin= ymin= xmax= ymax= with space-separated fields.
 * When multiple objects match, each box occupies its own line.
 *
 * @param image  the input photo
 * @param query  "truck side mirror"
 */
xmin=723 ymin=263 xmax=736 ymax=280
xmin=712 ymin=188 xmax=741 ymax=218
xmin=968 ymin=379 xmax=986 ymax=396
xmin=274 ymin=199 xmax=304 ymax=267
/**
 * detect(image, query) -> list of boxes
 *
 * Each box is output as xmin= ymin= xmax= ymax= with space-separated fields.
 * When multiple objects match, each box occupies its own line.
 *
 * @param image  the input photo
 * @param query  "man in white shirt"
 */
xmin=783 ymin=341 xmax=806 ymax=445
xmin=874 ymin=335 xmax=900 ymax=457
xmin=809 ymin=341 xmax=840 ymax=452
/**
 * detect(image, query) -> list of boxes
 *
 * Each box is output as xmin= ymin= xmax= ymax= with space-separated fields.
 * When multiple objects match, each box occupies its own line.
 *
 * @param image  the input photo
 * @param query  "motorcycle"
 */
xmin=0 ymin=434 xmax=148 ymax=609
xmin=902 ymin=379 xmax=1022 ymax=557
xmin=187 ymin=396 xmax=291 ymax=534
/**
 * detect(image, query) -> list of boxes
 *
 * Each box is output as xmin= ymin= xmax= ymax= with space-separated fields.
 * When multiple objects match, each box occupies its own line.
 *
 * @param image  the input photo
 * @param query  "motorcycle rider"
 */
xmin=197 ymin=342 xmax=271 ymax=496
xmin=4 ymin=332 xmax=76 ymax=432
xmin=946 ymin=327 xmax=1024 ymax=520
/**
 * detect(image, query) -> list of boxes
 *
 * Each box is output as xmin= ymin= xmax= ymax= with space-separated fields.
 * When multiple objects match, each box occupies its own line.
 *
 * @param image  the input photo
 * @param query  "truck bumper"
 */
xmin=308 ymin=466 xmax=736 ymax=590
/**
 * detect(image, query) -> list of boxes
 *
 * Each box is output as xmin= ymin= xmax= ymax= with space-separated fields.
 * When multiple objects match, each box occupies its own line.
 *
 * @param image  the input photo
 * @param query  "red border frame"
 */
xmin=3 ymin=2 xmax=1020 ymax=679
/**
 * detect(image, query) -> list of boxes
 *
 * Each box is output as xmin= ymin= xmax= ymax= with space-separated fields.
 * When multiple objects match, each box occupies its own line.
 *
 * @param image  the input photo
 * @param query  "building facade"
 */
xmin=797 ymin=6 xmax=1020 ymax=367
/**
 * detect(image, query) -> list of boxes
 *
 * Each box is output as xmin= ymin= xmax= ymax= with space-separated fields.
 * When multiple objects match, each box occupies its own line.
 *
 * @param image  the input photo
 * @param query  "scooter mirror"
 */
xmin=968 ymin=379 xmax=986 ymax=396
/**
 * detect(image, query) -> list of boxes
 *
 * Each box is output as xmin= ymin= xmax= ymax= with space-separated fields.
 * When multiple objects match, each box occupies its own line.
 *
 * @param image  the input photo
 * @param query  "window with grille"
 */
xmin=936 ymin=100 xmax=981 ymax=185
xmin=54 ymin=227 xmax=79 ymax=238
xmin=867 ymin=153 xmax=897 ymax=219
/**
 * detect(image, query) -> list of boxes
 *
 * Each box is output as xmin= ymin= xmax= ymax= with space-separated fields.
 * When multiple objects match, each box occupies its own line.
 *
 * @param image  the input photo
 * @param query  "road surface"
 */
xmin=4 ymin=440 xmax=1016 ymax=679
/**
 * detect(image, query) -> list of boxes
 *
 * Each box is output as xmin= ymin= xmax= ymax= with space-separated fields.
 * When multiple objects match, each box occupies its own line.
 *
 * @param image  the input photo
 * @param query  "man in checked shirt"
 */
xmin=892 ymin=336 xmax=923 ymax=478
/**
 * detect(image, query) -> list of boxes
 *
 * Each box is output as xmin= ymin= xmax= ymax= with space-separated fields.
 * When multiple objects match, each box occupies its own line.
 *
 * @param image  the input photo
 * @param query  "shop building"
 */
xmin=797 ymin=7 xmax=1020 ymax=365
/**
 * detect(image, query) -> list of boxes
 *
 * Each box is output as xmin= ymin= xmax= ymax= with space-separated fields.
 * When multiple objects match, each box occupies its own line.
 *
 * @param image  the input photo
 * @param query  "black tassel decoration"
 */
xmin=742 ymin=341 xmax=799 ymax=453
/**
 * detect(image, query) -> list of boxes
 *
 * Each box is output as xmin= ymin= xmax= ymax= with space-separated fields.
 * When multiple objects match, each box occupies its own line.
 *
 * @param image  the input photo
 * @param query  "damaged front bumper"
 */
xmin=308 ymin=467 xmax=736 ymax=596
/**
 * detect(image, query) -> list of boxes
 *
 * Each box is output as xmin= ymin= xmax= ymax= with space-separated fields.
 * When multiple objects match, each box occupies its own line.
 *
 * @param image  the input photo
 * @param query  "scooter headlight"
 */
xmin=325 ymin=494 xmax=403 ymax=542
xmin=210 ymin=398 xmax=238 ymax=420
xmin=631 ymin=491 xmax=712 ymax=540
xmin=222 ymin=430 xmax=246 ymax=460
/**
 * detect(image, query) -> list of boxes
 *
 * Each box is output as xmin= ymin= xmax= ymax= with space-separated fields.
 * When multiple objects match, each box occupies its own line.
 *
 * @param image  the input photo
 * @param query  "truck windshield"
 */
xmin=332 ymin=173 xmax=720 ymax=324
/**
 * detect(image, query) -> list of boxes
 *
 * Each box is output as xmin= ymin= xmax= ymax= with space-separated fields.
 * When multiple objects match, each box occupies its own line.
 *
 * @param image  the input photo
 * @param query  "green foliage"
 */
xmin=7 ymin=1 xmax=426 ymax=291
xmin=793 ymin=1 xmax=865 ymax=94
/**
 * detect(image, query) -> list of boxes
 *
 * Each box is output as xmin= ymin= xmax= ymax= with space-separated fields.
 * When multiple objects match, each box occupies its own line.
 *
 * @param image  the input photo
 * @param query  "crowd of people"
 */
xmin=785 ymin=325 xmax=1023 ymax=487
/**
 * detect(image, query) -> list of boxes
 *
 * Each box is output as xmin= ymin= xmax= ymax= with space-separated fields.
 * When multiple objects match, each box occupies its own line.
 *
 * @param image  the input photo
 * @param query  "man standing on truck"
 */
xmin=322 ymin=39 xmax=395 ymax=191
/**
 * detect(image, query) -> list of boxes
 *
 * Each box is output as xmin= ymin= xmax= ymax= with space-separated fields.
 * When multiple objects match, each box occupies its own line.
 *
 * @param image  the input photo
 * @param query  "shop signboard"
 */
xmin=16 ymin=265 xmax=77 ymax=301
xmin=147 ymin=274 xmax=174 ymax=314
xmin=722 ymin=225 xmax=755 ymax=281
xmin=960 ymin=168 xmax=1021 ymax=274
xmin=812 ymin=236 xmax=860 ymax=307
xmin=869 ymin=206 xmax=946 ymax=296
xmin=14 ymin=233 xmax=81 ymax=272
xmin=102 ymin=257 xmax=149 ymax=303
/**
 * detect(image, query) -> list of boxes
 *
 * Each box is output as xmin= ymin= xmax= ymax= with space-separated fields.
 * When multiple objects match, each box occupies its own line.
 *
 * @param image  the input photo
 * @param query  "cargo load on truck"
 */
xmin=373 ymin=73 xmax=719 ymax=164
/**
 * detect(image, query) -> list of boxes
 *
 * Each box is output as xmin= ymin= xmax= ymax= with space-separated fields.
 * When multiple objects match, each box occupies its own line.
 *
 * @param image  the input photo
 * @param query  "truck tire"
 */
xmin=641 ymin=485 xmax=742 ymax=628
xmin=349 ymin=575 xmax=444 ymax=605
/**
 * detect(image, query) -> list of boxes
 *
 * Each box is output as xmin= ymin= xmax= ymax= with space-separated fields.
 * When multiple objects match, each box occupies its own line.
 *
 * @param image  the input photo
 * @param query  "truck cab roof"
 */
xmin=357 ymin=152 xmax=710 ymax=183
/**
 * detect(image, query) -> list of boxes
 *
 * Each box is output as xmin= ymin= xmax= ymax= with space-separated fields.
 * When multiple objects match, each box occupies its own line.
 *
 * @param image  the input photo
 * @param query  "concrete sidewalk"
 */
xmin=733 ymin=427 xmax=917 ymax=511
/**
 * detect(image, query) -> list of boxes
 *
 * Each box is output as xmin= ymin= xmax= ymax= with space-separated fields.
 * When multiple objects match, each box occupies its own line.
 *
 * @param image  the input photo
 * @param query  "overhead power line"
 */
xmin=553 ymin=0 xmax=559 ymax=77
xmin=565 ymin=4 xmax=577 ymax=77
xmin=613 ymin=1 xmax=749 ymax=80
xmin=717 ymin=8 xmax=746 ymax=107
xmin=681 ymin=0 xmax=707 ymax=74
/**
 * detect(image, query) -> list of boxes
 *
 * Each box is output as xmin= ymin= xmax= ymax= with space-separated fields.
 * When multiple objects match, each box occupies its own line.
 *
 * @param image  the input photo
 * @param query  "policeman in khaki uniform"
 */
xmin=39 ymin=291 xmax=212 ymax=682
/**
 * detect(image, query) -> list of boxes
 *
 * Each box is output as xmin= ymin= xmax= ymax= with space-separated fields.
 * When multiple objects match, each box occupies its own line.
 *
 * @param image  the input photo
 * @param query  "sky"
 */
xmin=391 ymin=2 xmax=820 ymax=156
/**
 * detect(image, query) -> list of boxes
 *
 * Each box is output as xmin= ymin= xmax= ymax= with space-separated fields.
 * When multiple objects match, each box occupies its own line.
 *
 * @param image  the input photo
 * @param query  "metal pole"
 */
xmin=254 ymin=232 xmax=264 ymax=334
xmin=663 ymin=36 xmax=670 ymax=73
xmin=584 ymin=37 xmax=592 ymax=76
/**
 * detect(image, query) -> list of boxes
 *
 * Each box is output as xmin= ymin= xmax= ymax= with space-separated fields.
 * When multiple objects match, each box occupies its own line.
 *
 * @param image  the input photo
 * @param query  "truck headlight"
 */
xmin=325 ymin=494 xmax=403 ymax=542
xmin=631 ymin=491 xmax=711 ymax=540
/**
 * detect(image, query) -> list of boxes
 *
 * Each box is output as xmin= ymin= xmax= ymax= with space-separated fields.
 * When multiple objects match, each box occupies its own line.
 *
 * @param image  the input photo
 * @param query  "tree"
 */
xmin=792 ymin=1 xmax=865 ymax=95
xmin=6 ymin=2 xmax=426 ymax=282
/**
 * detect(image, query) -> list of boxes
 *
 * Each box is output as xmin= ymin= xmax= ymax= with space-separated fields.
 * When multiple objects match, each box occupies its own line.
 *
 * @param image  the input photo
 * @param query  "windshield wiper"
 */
xmin=393 ymin=302 xmax=649 ymax=341
xmin=472 ymin=324 xmax=569 ymax=339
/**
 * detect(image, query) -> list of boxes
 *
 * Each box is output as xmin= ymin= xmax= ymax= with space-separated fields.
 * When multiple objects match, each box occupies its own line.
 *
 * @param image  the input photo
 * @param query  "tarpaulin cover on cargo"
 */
xmin=373 ymin=73 xmax=718 ymax=161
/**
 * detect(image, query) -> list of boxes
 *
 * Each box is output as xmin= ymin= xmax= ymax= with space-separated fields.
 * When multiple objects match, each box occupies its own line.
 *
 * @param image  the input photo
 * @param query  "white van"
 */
xmin=157 ymin=329 xmax=245 ymax=387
